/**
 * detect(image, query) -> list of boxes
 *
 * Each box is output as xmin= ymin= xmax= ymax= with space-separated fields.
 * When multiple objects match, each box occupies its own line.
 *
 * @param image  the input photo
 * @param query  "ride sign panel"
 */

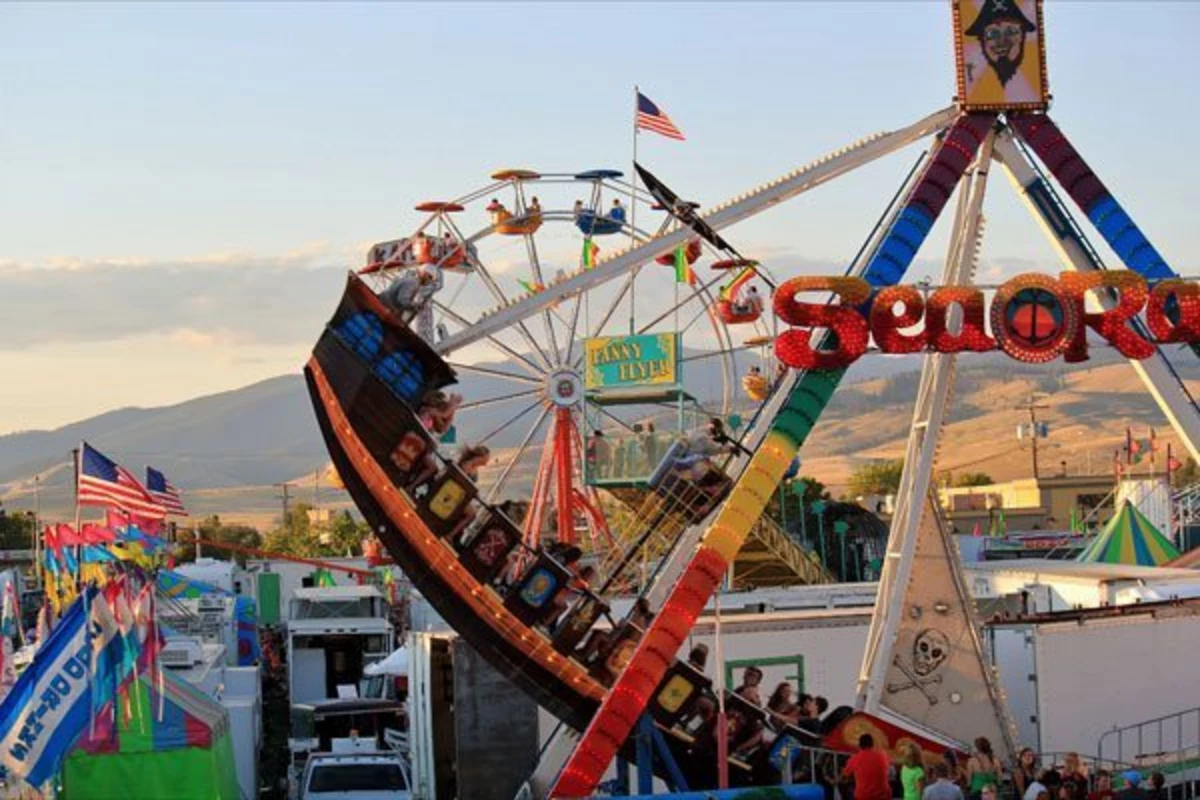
xmin=584 ymin=332 xmax=679 ymax=390
xmin=773 ymin=272 xmax=1200 ymax=371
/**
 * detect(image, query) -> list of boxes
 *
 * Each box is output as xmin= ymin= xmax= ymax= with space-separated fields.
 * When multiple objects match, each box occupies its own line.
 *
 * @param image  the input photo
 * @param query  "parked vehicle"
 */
xmin=300 ymin=751 xmax=411 ymax=799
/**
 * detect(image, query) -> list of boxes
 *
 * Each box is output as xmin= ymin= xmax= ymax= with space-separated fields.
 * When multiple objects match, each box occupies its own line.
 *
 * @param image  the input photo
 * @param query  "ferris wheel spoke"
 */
xmin=590 ymin=273 xmax=636 ymax=340
xmin=592 ymin=403 xmax=637 ymax=433
xmin=484 ymin=406 xmax=552 ymax=503
xmin=475 ymin=399 xmax=545 ymax=447
xmin=563 ymin=292 xmax=585 ymax=366
xmin=433 ymin=301 xmax=544 ymax=378
xmin=448 ymin=362 xmax=542 ymax=386
xmin=471 ymin=254 xmax=557 ymax=371
xmin=458 ymin=388 xmax=542 ymax=412
xmin=679 ymin=343 xmax=762 ymax=362
xmin=523 ymin=232 xmax=563 ymax=365
xmin=634 ymin=272 xmax=725 ymax=335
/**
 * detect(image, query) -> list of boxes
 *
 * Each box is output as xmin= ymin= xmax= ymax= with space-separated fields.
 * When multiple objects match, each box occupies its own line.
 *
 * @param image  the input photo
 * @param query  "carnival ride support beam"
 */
xmin=435 ymin=106 xmax=959 ymax=357
xmin=554 ymin=407 xmax=576 ymax=545
xmin=1011 ymin=115 xmax=1198 ymax=354
xmin=856 ymin=131 xmax=1015 ymax=761
xmin=548 ymin=112 xmax=997 ymax=799
xmin=638 ymin=146 xmax=939 ymax=614
xmin=993 ymin=129 xmax=1200 ymax=465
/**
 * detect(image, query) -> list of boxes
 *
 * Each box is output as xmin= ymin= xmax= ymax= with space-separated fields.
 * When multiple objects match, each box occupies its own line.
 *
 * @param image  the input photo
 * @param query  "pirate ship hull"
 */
xmin=304 ymin=274 xmax=604 ymax=730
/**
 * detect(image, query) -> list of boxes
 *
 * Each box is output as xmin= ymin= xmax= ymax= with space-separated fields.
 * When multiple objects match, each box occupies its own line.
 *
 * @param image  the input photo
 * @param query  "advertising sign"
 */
xmin=584 ymin=333 xmax=679 ymax=390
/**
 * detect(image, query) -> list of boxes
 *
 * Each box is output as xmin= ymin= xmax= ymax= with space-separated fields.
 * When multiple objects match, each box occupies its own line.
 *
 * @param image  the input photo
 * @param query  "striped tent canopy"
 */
xmin=1077 ymin=500 xmax=1181 ymax=566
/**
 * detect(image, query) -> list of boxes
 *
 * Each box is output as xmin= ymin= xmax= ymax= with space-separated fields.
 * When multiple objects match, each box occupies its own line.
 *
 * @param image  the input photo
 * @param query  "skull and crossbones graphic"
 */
xmin=887 ymin=629 xmax=950 ymax=705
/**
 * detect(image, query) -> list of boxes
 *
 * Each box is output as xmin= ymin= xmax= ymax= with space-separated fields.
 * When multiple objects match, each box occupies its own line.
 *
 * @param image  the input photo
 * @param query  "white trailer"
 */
xmin=287 ymin=586 xmax=393 ymax=706
xmin=988 ymin=600 xmax=1200 ymax=755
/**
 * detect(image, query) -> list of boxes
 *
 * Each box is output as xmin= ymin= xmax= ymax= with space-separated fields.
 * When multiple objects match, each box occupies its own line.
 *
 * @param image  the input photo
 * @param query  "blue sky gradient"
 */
xmin=1 ymin=2 xmax=1198 ymax=432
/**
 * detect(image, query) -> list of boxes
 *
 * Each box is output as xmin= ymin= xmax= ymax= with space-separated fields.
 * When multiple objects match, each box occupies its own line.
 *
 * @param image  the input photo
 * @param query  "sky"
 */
xmin=2 ymin=2 xmax=1199 ymax=435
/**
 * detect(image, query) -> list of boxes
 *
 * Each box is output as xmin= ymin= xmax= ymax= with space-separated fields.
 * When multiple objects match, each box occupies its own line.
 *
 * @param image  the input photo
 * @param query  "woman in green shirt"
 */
xmin=966 ymin=737 xmax=1003 ymax=800
xmin=901 ymin=741 xmax=926 ymax=800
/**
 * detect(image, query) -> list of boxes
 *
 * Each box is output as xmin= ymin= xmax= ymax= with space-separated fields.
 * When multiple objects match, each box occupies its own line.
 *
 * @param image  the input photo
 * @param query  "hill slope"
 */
xmin=4 ymin=346 xmax=1197 ymax=524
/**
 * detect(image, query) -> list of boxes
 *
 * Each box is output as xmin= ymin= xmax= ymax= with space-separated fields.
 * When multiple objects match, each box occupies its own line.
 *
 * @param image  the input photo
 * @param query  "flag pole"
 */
xmin=73 ymin=446 xmax=83 ymax=589
xmin=629 ymin=85 xmax=639 ymax=336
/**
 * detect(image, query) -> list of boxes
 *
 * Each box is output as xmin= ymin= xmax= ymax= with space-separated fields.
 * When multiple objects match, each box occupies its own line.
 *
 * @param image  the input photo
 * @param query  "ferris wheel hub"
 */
xmin=545 ymin=369 xmax=584 ymax=408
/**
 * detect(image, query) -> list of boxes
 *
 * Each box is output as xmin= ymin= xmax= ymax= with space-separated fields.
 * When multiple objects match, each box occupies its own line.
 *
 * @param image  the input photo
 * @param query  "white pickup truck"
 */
xmin=300 ymin=752 xmax=412 ymax=799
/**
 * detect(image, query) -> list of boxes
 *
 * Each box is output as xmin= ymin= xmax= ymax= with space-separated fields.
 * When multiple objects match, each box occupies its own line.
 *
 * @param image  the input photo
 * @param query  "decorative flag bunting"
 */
xmin=0 ymin=589 xmax=109 ymax=787
xmin=146 ymin=466 xmax=187 ymax=517
xmin=582 ymin=237 xmax=599 ymax=269
xmin=78 ymin=443 xmax=165 ymax=520
xmin=107 ymin=508 xmax=164 ymax=536
xmin=516 ymin=278 xmax=544 ymax=295
xmin=0 ymin=583 xmax=18 ymax=699
xmin=635 ymin=91 xmax=685 ymax=141
xmin=673 ymin=244 xmax=696 ymax=285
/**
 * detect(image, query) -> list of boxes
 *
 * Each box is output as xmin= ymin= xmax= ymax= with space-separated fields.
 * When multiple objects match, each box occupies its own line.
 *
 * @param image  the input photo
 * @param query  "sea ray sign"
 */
xmin=773 ymin=272 xmax=1200 ymax=369
xmin=0 ymin=588 xmax=115 ymax=788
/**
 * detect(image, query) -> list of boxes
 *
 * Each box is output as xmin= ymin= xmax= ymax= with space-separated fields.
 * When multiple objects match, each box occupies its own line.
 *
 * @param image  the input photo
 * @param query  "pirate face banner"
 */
xmin=954 ymin=0 xmax=1048 ymax=111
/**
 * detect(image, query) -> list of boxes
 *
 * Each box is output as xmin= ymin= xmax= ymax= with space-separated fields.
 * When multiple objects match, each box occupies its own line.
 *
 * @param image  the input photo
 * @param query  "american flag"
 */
xmin=77 ymin=442 xmax=166 ymax=519
xmin=146 ymin=466 xmax=187 ymax=517
xmin=636 ymin=92 xmax=685 ymax=141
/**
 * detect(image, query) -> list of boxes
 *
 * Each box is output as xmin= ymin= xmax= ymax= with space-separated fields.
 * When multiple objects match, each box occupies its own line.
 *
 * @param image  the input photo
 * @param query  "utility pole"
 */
xmin=33 ymin=473 xmax=41 ymax=589
xmin=1018 ymin=394 xmax=1051 ymax=479
xmin=277 ymin=483 xmax=291 ymax=527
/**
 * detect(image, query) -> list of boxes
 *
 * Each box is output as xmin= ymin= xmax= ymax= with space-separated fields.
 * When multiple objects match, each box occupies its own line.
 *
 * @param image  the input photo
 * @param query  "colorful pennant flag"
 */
xmin=517 ymin=278 xmax=544 ymax=295
xmin=582 ymin=237 xmax=599 ymax=269
xmin=673 ymin=244 xmax=695 ymax=285
xmin=0 ymin=590 xmax=106 ymax=786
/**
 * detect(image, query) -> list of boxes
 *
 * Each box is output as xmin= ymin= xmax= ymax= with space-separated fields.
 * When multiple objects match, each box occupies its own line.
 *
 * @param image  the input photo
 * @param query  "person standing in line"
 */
xmin=841 ymin=733 xmax=892 ymax=800
xmin=900 ymin=742 xmax=926 ymax=800
xmin=1061 ymin=753 xmax=1089 ymax=800
xmin=1115 ymin=772 xmax=1148 ymax=800
xmin=924 ymin=762 xmax=966 ymax=800
xmin=1088 ymin=771 xmax=1115 ymax=800
xmin=587 ymin=430 xmax=610 ymax=479
xmin=1146 ymin=773 xmax=1166 ymax=800
xmin=1014 ymin=748 xmax=1039 ymax=800
xmin=966 ymin=737 xmax=1002 ymax=800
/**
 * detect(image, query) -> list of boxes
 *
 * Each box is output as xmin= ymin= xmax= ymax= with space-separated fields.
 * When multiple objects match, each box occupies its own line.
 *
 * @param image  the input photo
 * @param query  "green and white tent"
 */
xmin=1077 ymin=500 xmax=1180 ymax=567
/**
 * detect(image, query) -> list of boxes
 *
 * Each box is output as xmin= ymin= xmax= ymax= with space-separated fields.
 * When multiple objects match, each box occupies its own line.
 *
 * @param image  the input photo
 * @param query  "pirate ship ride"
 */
xmin=305 ymin=0 xmax=1200 ymax=795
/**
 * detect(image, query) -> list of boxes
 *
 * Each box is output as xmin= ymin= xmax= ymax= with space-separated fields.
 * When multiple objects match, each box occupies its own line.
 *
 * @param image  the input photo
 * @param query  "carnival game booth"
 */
xmin=61 ymin=671 xmax=240 ymax=800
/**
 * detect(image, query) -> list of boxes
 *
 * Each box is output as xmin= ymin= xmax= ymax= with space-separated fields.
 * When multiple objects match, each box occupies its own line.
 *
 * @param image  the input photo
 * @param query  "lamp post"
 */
xmin=834 ymin=519 xmax=850 ymax=581
xmin=792 ymin=479 xmax=809 ymax=547
xmin=811 ymin=499 xmax=827 ymax=569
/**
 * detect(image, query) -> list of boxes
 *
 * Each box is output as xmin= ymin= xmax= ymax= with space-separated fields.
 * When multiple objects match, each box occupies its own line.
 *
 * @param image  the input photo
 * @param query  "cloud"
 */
xmin=0 ymin=245 xmax=352 ymax=351
xmin=166 ymin=327 xmax=253 ymax=349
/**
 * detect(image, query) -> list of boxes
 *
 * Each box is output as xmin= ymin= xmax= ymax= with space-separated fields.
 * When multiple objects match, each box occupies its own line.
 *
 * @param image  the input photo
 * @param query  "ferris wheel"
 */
xmin=358 ymin=168 xmax=779 ymax=553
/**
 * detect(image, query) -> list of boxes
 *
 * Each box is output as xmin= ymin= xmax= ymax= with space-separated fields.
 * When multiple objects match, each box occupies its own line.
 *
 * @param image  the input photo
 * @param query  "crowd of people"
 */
xmin=587 ymin=416 xmax=745 ymax=485
xmin=586 ymin=422 xmax=664 ymax=480
xmin=838 ymin=737 xmax=1170 ymax=800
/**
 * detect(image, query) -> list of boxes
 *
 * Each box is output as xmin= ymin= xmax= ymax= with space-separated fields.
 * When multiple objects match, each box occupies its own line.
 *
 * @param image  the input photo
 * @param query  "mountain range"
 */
xmin=2 ymin=344 xmax=1196 ymax=528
